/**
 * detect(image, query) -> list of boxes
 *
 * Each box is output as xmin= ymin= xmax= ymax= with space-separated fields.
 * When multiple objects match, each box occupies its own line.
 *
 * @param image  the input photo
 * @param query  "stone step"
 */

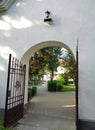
xmin=0 ymin=0 xmax=15 ymax=11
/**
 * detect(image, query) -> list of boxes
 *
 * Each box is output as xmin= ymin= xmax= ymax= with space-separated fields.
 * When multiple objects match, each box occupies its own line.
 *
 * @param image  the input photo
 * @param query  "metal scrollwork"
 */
xmin=15 ymin=81 xmax=21 ymax=89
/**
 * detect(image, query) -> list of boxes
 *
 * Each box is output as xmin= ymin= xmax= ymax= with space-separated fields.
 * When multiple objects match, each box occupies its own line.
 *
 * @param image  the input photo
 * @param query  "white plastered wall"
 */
xmin=0 ymin=0 xmax=95 ymax=121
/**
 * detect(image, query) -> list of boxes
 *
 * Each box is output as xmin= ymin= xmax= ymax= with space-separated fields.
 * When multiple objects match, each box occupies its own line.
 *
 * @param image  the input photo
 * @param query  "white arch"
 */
xmin=21 ymin=41 xmax=75 ymax=63
xmin=21 ymin=41 xmax=75 ymax=105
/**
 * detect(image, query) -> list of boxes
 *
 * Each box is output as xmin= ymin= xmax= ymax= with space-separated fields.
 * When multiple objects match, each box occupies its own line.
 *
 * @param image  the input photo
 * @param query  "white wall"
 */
xmin=0 ymin=53 xmax=9 ymax=109
xmin=0 ymin=0 xmax=95 ymax=121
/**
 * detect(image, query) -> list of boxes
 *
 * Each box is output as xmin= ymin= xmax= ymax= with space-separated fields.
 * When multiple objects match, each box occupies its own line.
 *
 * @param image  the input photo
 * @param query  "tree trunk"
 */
xmin=50 ymin=69 xmax=54 ymax=81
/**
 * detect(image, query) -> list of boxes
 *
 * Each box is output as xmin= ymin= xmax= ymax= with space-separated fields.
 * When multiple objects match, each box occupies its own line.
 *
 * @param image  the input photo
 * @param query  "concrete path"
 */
xmin=13 ymin=82 xmax=76 ymax=130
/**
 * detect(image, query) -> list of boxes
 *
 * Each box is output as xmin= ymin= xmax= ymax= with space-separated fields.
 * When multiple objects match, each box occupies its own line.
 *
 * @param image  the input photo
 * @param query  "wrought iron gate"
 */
xmin=4 ymin=54 xmax=26 ymax=127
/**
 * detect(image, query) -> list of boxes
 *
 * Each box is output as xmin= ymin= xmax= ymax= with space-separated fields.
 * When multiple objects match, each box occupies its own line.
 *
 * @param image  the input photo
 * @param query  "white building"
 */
xmin=0 ymin=0 xmax=95 ymax=129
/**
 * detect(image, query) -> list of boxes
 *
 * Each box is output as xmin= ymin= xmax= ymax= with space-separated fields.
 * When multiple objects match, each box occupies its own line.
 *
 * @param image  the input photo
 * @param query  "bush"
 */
xmin=28 ymin=86 xmax=37 ymax=101
xmin=63 ymin=74 xmax=69 ymax=85
xmin=32 ymin=87 xmax=37 ymax=96
xmin=57 ymin=82 xmax=63 ymax=91
xmin=47 ymin=80 xmax=63 ymax=92
xmin=28 ymin=88 xmax=32 ymax=101
xmin=56 ymin=74 xmax=65 ymax=85
xmin=47 ymin=80 xmax=57 ymax=92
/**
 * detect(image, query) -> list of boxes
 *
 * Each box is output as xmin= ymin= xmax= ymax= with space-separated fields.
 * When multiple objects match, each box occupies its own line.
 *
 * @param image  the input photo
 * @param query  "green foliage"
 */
xmin=29 ymin=47 xmax=64 ymax=82
xmin=0 ymin=120 xmax=11 ymax=130
xmin=29 ymin=75 xmax=42 ymax=86
xmin=56 ymin=82 xmax=63 ymax=91
xmin=63 ymin=84 xmax=75 ymax=91
xmin=56 ymin=73 xmax=69 ymax=86
xmin=0 ymin=120 xmax=3 ymax=126
xmin=44 ymin=47 xmax=63 ymax=81
xmin=32 ymin=87 xmax=37 ymax=96
xmin=28 ymin=88 xmax=32 ymax=100
xmin=56 ymin=74 xmax=65 ymax=84
xmin=28 ymin=87 xmax=37 ymax=101
xmin=29 ymin=46 xmax=76 ymax=86
xmin=63 ymin=73 xmax=69 ymax=85
xmin=0 ymin=128 xmax=11 ymax=130
xmin=47 ymin=80 xmax=63 ymax=92
xmin=61 ymin=51 xmax=76 ymax=83
xmin=47 ymin=80 xmax=57 ymax=92
xmin=47 ymin=80 xmax=75 ymax=92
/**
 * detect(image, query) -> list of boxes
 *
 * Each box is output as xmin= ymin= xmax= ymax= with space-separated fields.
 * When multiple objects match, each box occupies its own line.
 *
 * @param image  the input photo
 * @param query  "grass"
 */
xmin=0 ymin=120 xmax=11 ymax=130
xmin=63 ymin=84 xmax=75 ymax=92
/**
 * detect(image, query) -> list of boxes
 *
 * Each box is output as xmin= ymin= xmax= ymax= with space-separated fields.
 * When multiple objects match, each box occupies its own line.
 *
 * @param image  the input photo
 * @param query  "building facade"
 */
xmin=0 ymin=0 xmax=95 ymax=129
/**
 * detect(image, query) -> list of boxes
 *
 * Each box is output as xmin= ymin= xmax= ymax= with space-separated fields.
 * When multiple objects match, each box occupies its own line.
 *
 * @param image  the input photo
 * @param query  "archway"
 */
xmin=21 ymin=40 xmax=77 ymax=129
xmin=21 ymin=41 xmax=75 ymax=104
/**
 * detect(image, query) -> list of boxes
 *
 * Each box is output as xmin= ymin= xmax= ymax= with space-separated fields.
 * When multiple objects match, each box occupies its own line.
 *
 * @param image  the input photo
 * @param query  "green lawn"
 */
xmin=0 ymin=120 xmax=11 ymax=130
xmin=63 ymin=84 xmax=75 ymax=92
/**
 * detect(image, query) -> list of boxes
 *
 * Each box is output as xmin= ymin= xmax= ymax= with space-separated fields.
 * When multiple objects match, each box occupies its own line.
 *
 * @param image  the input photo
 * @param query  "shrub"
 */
xmin=63 ymin=74 xmax=69 ymax=85
xmin=47 ymin=80 xmax=57 ymax=92
xmin=56 ymin=74 xmax=65 ymax=85
xmin=57 ymin=82 xmax=63 ymax=91
xmin=28 ymin=88 xmax=32 ymax=101
xmin=32 ymin=86 xmax=37 ymax=96
xmin=28 ymin=86 xmax=37 ymax=101
xmin=47 ymin=80 xmax=64 ymax=92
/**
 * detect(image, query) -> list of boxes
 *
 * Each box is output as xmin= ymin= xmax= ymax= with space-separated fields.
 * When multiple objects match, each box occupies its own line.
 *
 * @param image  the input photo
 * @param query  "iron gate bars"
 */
xmin=4 ymin=54 xmax=26 ymax=127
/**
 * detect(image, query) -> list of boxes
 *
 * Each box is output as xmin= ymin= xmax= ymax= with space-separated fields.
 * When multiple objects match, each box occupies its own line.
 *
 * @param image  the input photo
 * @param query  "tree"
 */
xmin=29 ymin=47 xmax=76 ymax=85
xmin=60 ymin=50 xmax=76 ymax=84
xmin=40 ymin=47 xmax=63 ymax=81
xmin=29 ymin=46 xmax=63 ymax=82
xmin=29 ymin=53 xmax=45 ymax=85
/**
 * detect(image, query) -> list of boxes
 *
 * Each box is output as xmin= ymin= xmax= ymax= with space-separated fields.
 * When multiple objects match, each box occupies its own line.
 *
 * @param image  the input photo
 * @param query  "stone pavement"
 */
xmin=13 ymin=82 xmax=76 ymax=130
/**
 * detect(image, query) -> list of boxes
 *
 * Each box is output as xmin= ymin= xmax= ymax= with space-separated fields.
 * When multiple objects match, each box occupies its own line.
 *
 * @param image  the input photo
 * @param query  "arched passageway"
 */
xmin=21 ymin=41 xmax=75 ymax=105
xmin=20 ymin=40 xmax=77 ymax=130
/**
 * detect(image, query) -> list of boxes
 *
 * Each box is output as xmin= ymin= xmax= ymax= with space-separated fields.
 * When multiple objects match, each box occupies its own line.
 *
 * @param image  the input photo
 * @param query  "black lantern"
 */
xmin=44 ymin=10 xmax=52 ymax=23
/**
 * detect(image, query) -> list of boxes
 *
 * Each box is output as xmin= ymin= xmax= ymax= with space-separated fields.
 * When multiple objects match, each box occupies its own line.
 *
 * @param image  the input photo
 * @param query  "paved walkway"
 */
xmin=13 ymin=82 xmax=76 ymax=130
